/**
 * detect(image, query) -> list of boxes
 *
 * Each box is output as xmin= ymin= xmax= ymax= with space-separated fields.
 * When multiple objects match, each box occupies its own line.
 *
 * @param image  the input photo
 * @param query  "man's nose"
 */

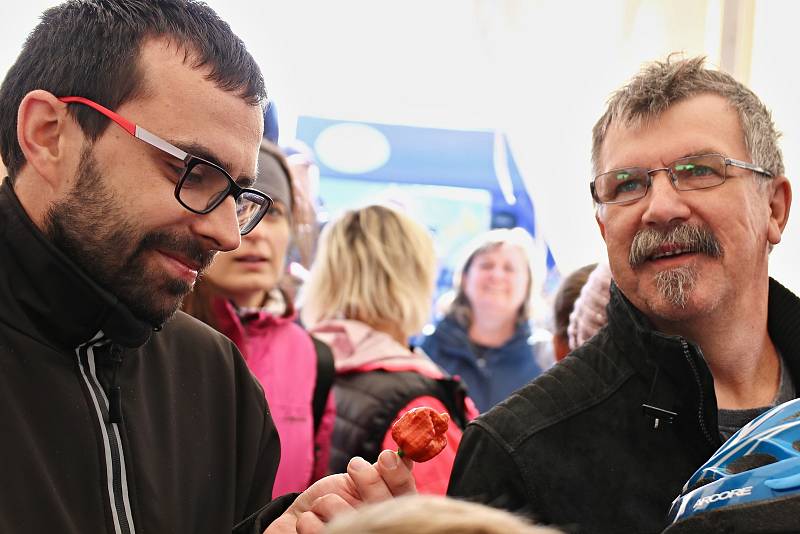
xmin=190 ymin=195 xmax=241 ymax=252
xmin=640 ymin=169 xmax=691 ymax=227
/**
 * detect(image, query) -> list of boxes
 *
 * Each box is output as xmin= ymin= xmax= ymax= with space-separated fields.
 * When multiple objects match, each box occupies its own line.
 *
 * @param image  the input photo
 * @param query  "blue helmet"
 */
xmin=663 ymin=397 xmax=800 ymax=533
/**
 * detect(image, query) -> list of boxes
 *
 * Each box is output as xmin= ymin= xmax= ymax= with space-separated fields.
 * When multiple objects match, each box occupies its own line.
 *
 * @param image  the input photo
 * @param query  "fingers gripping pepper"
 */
xmin=390 ymin=407 xmax=450 ymax=462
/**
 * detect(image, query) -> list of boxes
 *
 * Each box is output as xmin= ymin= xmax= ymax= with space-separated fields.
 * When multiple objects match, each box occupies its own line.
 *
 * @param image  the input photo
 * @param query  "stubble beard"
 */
xmin=44 ymin=146 xmax=213 ymax=326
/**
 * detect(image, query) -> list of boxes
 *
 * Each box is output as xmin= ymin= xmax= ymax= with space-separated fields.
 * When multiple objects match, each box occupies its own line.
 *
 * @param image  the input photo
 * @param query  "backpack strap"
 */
xmin=435 ymin=378 xmax=470 ymax=430
xmin=311 ymin=335 xmax=335 ymax=433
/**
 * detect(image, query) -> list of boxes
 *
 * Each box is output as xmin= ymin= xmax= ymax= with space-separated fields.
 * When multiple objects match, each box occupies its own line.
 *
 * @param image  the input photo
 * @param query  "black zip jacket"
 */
xmin=448 ymin=280 xmax=800 ymax=534
xmin=0 ymin=179 xmax=293 ymax=533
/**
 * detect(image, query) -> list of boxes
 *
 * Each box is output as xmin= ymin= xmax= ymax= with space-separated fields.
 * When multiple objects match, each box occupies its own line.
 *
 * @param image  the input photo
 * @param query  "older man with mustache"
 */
xmin=448 ymin=56 xmax=798 ymax=534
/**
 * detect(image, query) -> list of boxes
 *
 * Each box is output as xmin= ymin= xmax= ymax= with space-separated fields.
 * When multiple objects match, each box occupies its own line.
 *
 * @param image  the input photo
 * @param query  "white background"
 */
xmin=2 ymin=0 xmax=798 ymax=293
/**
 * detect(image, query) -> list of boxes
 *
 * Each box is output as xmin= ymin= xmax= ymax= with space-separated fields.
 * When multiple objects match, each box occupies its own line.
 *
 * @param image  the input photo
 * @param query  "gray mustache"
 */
xmin=629 ymin=225 xmax=723 ymax=267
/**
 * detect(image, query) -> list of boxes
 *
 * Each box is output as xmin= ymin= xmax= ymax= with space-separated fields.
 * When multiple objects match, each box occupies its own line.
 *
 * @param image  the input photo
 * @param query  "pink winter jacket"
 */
xmin=212 ymin=298 xmax=335 ymax=498
xmin=309 ymin=319 xmax=479 ymax=494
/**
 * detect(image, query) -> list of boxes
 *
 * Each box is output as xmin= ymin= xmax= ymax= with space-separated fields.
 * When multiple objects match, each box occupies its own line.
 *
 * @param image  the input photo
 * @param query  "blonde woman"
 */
xmin=421 ymin=228 xmax=554 ymax=412
xmin=300 ymin=205 xmax=478 ymax=494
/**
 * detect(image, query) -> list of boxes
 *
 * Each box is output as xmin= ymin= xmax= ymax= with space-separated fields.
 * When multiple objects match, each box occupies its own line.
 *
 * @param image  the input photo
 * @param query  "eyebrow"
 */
xmin=604 ymin=148 xmax=724 ymax=173
xmin=171 ymin=140 xmax=256 ymax=187
xmin=675 ymin=148 xmax=720 ymax=160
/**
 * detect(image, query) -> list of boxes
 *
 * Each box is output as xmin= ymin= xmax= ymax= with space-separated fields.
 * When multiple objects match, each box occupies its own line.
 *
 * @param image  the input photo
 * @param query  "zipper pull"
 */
xmin=108 ymin=344 xmax=123 ymax=424
xmin=109 ymin=386 xmax=122 ymax=424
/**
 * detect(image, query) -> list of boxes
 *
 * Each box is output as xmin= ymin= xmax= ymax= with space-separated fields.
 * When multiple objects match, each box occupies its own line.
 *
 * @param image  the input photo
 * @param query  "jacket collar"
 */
xmin=211 ymin=295 xmax=297 ymax=349
xmin=603 ymin=278 xmax=800 ymax=442
xmin=0 ymin=179 xmax=152 ymax=349
xmin=767 ymin=278 xmax=800 ymax=381
xmin=605 ymin=282 xmax=683 ymax=374
xmin=435 ymin=314 xmax=533 ymax=355
xmin=606 ymin=278 xmax=800 ymax=378
xmin=311 ymin=318 xmax=444 ymax=377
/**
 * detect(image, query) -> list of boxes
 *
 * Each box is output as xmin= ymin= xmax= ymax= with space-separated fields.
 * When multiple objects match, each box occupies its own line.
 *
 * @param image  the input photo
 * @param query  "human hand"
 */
xmin=263 ymin=450 xmax=415 ymax=534
xmin=567 ymin=262 xmax=612 ymax=350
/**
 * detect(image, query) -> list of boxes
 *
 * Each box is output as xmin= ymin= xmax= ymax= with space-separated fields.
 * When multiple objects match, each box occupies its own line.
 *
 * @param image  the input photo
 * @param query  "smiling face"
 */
xmin=595 ymin=94 xmax=786 ymax=328
xmin=462 ymin=242 xmax=531 ymax=322
xmin=44 ymin=39 xmax=263 ymax=325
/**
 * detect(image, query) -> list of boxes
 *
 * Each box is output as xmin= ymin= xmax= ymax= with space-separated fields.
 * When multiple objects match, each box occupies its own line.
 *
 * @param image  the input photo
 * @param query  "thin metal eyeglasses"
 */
xmin=590 ymin=153 xmax=773 ymax=205
xmin=58 ymin=96 xmax=272 ymax=235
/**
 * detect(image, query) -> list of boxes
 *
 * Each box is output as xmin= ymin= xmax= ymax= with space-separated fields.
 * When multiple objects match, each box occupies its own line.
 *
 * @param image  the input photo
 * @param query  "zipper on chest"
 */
xmin=76 ymin=335 xmax=137 ymax=534
xmin=679 ymin=338 xmax=717 ymax=447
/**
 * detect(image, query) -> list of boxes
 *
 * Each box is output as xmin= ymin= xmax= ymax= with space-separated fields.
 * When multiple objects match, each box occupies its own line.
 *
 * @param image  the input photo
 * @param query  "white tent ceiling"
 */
xmin=3 ymin=0 xmax=799 ymax=292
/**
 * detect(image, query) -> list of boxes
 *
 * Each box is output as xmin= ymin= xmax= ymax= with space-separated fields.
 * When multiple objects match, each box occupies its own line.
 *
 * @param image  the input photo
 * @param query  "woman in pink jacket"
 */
xmin=299 ymin=204 xmax=478 ymax=494
xmin=182 ymin=140 xmax=334 ymax=497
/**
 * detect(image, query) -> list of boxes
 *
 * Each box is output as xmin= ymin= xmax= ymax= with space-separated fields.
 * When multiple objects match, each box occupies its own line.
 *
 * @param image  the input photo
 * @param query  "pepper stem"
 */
xmin=397 ymin=449 xmax=405 ymax=458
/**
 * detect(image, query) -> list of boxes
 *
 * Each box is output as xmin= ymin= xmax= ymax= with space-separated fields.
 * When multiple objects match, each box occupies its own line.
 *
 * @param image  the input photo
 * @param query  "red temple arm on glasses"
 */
xmin=59 ymin=96 xmax=136 ymax=136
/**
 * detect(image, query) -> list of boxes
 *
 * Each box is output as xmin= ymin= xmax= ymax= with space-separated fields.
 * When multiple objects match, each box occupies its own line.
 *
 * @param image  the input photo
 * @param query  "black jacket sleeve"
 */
xmin=447 ymin=422 xmax=540 ymax=521
xmin=232 ymin=493 xmax=297 ymax=534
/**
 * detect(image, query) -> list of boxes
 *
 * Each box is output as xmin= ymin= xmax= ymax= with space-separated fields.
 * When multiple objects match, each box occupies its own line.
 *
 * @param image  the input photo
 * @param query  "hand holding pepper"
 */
xmin=390 ymin=407 xmax=450 ymax=462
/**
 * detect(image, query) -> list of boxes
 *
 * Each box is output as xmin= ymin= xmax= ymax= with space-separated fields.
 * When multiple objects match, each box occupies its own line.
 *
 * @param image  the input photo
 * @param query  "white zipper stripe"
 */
xmin=88 ymin=344 xmax=137 ymax=534
xmin=87 ymin=346 xmax=138 ymax=533
xmin=78 ymin=344 xmax=123 ymax=534
xmin=115 ymin=422 xmax=136 ymax=532
xmin=77 ymin=338 xmax=137 ymax=534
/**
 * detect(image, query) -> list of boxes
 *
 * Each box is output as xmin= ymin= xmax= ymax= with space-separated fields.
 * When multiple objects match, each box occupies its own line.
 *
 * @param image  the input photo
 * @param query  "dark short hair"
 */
xmin=552 ymin=263 xmax=597 ymax=338
xmin=0 ymin=0 xmax=266 ymax=181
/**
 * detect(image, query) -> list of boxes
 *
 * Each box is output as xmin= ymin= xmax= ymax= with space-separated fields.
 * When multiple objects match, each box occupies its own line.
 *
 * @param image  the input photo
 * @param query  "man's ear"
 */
xmin=595 ymin=208 xmax=607 ymax=242
xmin=16 ymin=90 xmax=77 ymax=191
xmin=767 ymin=176 xmax=791 ymax=246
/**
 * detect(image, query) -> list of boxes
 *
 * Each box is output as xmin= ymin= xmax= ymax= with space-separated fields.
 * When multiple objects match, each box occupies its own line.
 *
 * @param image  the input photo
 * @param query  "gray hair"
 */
xmin=591 ymin=55 xmax=783 ymax=178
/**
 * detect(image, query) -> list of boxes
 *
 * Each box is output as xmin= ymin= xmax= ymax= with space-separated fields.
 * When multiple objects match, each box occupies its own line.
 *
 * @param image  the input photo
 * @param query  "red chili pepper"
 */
xmin=390 ymin=407 xmax=450 ymax=462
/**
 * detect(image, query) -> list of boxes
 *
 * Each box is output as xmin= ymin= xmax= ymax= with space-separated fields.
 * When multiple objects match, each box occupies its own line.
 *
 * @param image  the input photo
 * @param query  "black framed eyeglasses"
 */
xmin=590 ymin=153 xmax=773 ymax=205
xmin=58 ymin=96 xmax=272 ymax=235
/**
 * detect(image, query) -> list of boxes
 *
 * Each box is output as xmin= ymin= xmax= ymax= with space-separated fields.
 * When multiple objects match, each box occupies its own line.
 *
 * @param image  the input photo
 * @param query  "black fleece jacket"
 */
xmin=0 ymin=179 xmax=293 ymax=533
xmin=448 ymin=279 xmax=800 ymax=534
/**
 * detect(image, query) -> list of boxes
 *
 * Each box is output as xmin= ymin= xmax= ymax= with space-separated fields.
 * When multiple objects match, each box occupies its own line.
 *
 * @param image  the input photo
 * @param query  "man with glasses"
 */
xmin=0 ymin=2 xmax=414 ymax=533
xmin=449 ymin=56 xmax=798 ymax=533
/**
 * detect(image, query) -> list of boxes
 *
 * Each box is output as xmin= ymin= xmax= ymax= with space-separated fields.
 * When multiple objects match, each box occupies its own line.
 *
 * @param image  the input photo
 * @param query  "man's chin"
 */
xmin=122 ymin=281 xmax=192 ymax=327
xmin=642 ymin=286 xmax=721 ymax=326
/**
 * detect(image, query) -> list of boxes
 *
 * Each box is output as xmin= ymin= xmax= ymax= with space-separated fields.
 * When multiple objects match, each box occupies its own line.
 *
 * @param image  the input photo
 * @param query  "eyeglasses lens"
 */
xmin=595 ymin=169 xmax=649 ymax=204
xmin=237 ymin=192 xmax=270 ymax=234
xmin=594 ymin=154 xmax=728 ymax=203
xmin=671 ymin=155 xmax=726 ymax=191
xmin=177 ymin=162 xmax=268 ymax=233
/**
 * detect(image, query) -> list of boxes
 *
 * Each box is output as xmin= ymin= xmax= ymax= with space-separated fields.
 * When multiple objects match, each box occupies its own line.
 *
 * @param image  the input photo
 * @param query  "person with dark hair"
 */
xmin=182 ymin=139 xmax=336 ymax=498
xmin=0 ymin=2 xmax=413 ymax=533
xmin=551 ymin=263 xmax=597 ymax=361
xmin=562 ymin=261 xmax=611 ymax=352
xmin=449 ymin=55 xmax=798 ymax=533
